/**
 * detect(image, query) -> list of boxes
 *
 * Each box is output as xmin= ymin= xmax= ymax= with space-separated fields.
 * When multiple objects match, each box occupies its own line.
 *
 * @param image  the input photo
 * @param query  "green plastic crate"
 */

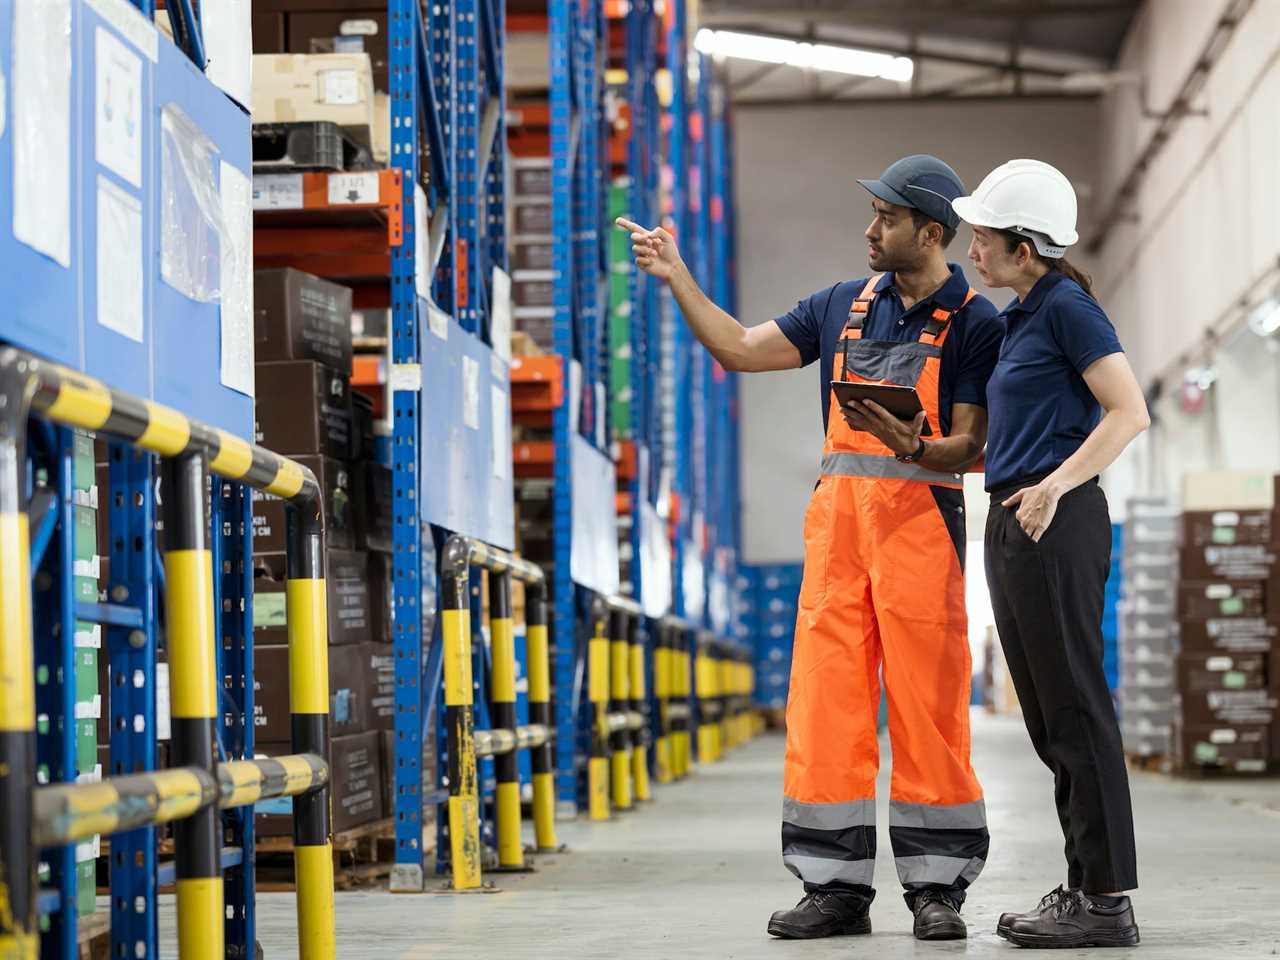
xmin=75 ymin=719 xmax=97 ymax=776
xmin=73 ymin=433 xmax=96 ymax=492
xmin=75 ymin=649 xmax=98 ymax=707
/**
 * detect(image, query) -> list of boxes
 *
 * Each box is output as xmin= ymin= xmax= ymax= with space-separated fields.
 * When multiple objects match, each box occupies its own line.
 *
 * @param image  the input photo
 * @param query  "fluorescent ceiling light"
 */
xmin=694 ymin=28 xmax=913 ymax=83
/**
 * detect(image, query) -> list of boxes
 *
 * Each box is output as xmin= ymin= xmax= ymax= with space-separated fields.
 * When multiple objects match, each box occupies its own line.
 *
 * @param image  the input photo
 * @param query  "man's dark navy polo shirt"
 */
xmin=774 ymin=264 xmax=1003 ymax=436
xmin=983 ymin=271 xmax=1124 ymax=491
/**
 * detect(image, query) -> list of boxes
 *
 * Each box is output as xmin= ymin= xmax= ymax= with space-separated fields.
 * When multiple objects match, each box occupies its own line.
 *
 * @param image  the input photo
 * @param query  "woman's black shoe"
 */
xmin=997 ymin=885 xmax=1075 ymax=939
xmin=766 ymin=891 xmax=872 ymax=939
xmin=1003 ymin=889 xmax=1140 ymax=948
xmin=912 ymin=890 xmax=966 ymax=941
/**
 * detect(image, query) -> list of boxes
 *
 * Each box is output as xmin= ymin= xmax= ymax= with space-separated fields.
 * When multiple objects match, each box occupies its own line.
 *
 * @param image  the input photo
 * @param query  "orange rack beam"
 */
xmin=253 ymin=169 xmax=403 ymax=282
xmin=513 ymin=441 xmax=555 ymax=480
xmin=511 ymin=355 xmax=564 ymax=427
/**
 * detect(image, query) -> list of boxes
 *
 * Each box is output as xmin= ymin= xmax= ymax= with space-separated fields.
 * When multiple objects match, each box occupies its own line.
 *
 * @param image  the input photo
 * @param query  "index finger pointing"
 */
xmin=615 ymin=217 xmax=644 ymax=233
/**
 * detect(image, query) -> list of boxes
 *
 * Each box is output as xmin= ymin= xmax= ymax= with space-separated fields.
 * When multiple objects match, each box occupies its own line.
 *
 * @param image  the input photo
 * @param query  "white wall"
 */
xmin=733 ymin=97 xmax=1102 ymax=562
xmin=1091 ymin=0 xmax=1280 ymax=513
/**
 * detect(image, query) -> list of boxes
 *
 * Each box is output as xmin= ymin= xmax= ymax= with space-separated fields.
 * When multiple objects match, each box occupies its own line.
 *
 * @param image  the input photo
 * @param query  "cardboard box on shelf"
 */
xmin=1176 ymin=653 xmax=1268 ymax=694
xmin=1180 ymin=542 xmax=1279 ymax=581
xmin=1182 ymin=471 xmax=1276 ymax=513
xmin=511 ymin=241 xmax=554 ymax=272
xmin=253 ymin=642 xmax=380 ymax=742
xmin=254 ymin=269 xmax=354 ymax=376
xmin=512 ymin=202 xmax=553 ymax=237
xmin=255 ymin=731 xmax=384 ymax=836
xmin=1176 ymin=617 xmax=1277 ymax=653
xmin=253 ymin=549 xmax=372 ymax=647
xmin=251 ymin=53 xmax=377 ymax=148
xmin=1181 ymin=510 xmax=1278 ymax=548
xmin=354 ymin=461 xmax=392 ymax=553
xmin=512 ymin=158 xmax=552 ymax=197
xmin=1173 ymin=720 xmax=1270 ymax=772
xmin=255 ymin=360 xmax=353 ymax=459
xmin=1177 ymin=580 xmax=1268 ymax=621
xmin=252 ymin=455 xmax=355 ymax=555
xmin=506 ymin=32 xmax=551 ymax=92
xmin=1177 ymin=688 xmax=1277 ymax=727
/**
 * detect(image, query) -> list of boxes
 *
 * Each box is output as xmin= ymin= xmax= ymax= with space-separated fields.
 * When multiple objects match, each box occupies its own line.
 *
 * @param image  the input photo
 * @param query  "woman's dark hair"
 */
xmin=999 ymin=229 xmax=1095 ymax=299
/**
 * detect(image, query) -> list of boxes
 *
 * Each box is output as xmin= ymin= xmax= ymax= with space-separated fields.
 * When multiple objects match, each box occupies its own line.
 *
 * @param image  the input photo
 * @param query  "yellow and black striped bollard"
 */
xmin=628 ymin=613 xmax=651 ymax=801
xmin=588 ymin=607 xmax=611 ymax=820
xmin=525 ymin=581 xmax=559 ymax=851
xmin=441 ymin=547 xmax=482 ymax=890
xmin=608 ymin=607 xmax=633 ymax=811
xmin=490 ymin=570 xmax=528 ymax=870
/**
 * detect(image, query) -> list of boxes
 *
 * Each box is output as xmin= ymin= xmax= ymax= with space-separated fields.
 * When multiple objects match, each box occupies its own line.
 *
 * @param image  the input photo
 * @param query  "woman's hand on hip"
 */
xmin=1002 ymin=479 xmax=1066 ymax=542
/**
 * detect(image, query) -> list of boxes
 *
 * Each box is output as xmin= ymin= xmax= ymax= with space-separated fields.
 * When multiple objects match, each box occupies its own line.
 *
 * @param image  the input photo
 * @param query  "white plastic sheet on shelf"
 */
xmin=570 ymin=435 xmax=620 ymax=597
xmin=491 ymin=266 xmax=512 ymax=361
xmin=160 ymin=102 xmax=224 ymax=302
xmin=640 ymin=501 xmax=672 ymax=619
xmin=12 ymin=0 xmax=72 ymax=267
xmin=96 ymin=175 xmax=143 ymax=342
xmin=219 ymin=161 xmax=254 ymax=396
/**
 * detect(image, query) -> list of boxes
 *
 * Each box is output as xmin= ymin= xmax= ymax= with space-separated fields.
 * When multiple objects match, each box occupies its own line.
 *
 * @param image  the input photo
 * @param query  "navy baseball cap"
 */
xmin=858 ymin=154 xmax=965 ymax=230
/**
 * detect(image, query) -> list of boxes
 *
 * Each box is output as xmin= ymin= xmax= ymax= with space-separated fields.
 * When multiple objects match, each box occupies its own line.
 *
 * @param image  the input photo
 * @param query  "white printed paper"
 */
xmin=390 ymin=363 xmax=422 ymax=392
xmin=74 ymin=624 xmax=102 ymax=649
xmin=328 ymin=171 xmax=379 ymax=205
xmin=569 ymin=436 xmax=620 ymax=596
xmin=428 ymin=302 xmax=450 ymax=341
xmin=639 ymin=502 xmax=672 ymax=618
xmin=340 ymin=18 xmax=379 ymax=36
xmin=462 ymin=356 xmax=480 ymax=430
xmin=97 ymin=176 xmax=144 ymax=342
xmin=219 ymin=162 xmax=255 ymax=396
xmin=491 ymin=266 xmax=513 ymax=361
xmin=415 ymin=184 xmax=431 ymax=299
xmin=74 ymin=695 xmax=102 ymax=720
xmin=156 ymin=662 xmax=171 ymax=740
xmin=321 ymin=69 xmax=360 ymax=105
xmin=85 ymin=0 xmax=159 ymax=61
xmin=491 ymin=384 xmax=510 ymax=479
xmin=568 ymin=360 xmax=583 ymax=436
xmin=252 ymin=174 xmax=304 ymax=210
xmin=95 ymin=27 xmax=143 ymax=187
xmin=13 ymin=0 xmax=72 ymax=267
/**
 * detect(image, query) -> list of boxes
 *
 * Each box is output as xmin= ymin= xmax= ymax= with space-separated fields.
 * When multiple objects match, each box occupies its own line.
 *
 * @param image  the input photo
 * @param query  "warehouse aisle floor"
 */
xmin=163 ymin=712 xmax=1280 ymax=958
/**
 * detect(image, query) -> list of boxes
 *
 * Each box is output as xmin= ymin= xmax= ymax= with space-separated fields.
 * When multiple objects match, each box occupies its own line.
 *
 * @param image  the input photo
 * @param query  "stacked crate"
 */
xmin=1173 ymin=472 xmax=1280 ymax=775
xmin=735 ymin=564 xmax=803 ymax=712
xmin=511 ymin=158 xmax=556 ymax=353
xmin=1117 ymin=498 xmax=1178 ymax=759
xmin=251 ymin=267 xmax=395 ymax=836
xmin=608 ymin=177 xmax=634 ymax=439
xmin=71 ymin=432 xmax=100 ymax=916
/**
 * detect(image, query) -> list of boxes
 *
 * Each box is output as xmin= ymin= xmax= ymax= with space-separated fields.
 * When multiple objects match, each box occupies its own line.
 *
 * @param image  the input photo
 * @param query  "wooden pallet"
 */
xmin=255 ymin=818 xmax=437 ymax=891
xmin=1126 ymin=752 xmax=1171 ymax=774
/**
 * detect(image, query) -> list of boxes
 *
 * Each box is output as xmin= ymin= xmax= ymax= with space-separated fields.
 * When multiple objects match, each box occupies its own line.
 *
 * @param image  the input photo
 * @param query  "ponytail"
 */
xmin=1047 ymin=257 xmax=1095 ymax=300
xmin=1000 ymin=229 xmax=1095 ymax=299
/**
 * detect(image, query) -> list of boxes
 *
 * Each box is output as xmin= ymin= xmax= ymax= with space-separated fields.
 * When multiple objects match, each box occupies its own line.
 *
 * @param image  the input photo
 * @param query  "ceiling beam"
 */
xmin=733 ymin=91 xmax=1097 ymax=108
xmin=731 ymin=61 xmax=786 ymax=93
xmin=702 ymin=1 xmax=1137 ymax=22
xmin=701 ymin=22 xmax=1086 ymax=76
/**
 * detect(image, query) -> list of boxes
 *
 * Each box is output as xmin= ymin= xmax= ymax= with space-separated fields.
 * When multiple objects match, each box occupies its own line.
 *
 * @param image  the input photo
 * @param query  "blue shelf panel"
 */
xmin=416 ymin=300 xmax=515 ymax=550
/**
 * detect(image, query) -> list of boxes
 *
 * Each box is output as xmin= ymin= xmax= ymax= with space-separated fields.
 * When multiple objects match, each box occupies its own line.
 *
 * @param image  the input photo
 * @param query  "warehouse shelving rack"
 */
xmin=0 ymin=4 xmax=267 ymax=957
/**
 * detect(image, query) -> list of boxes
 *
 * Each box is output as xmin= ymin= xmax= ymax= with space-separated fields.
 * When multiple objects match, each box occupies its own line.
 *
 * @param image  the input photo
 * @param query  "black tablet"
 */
xmin=830 ymin=381 xmax=933 ymax=437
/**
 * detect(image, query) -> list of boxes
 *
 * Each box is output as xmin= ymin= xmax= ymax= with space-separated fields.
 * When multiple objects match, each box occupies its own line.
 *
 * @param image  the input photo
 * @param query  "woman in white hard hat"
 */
xmin=951 ymin=159 xmax=1149 ymax=949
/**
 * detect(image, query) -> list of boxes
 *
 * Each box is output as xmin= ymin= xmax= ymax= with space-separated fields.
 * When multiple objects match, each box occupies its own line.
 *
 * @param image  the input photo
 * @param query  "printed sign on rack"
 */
xmin=462 ymin=356 xmax=480 ymax=430
xmin=95 ymin=27 xmax=143 ymax=187
xmin=96 ymin=175 xmax=144 ymax=342
xmin=252 ymin=173 xmax=303 ymax=210
xmin=570 ymin=436 xmax=621 ymax=597
xmin=328 ymin=172 xmax=379 ymax=205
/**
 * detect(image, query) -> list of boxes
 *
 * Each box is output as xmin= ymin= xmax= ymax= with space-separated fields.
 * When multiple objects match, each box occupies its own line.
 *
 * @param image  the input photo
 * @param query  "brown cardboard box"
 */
xmin=511 ymin=241 xmax=553 ymax=272
xmin=285 ymin=11 xmax=390 ymax=90
xmin=253 ymin=549 xmax=372 ymax=647
xmin=351 ymin=393 xmax=376 ymax=463
xmin=1176 ymin=652 xmax=1268 ymax=694
xmin=1179 ymin=543 xmax=1279 ymax=581
xmin=1181 ymin=510 xmax=1278 ymax=548
xmin=511 ymin=158 xmax=552 ymax=197
xmin=368 ymin=645 xmax=394 ymax=730
xmin=251 ymin=53 xmax=376 ymax=148
xmin=353 ymin=461 xmax=392 ymax=553
xmin=1272 ymin=652 xmax=1280 ymax=761
xmin=252 ymin=643 xmax=378 ymax=742
xmin=512 ymin=202 xmax=552 ymax=237
xmin=1173 ymin=720 xmax=1270 ymax=772
xmin=512 ymin=272 xmax=554 ymax=309
xmin=252 ymin=455 xmax=356 ymax=555
xmin=1177 ymin=689 xmax=1277 ymax=728
xmin=255 ymin=360 xmax=352 ymax=459
xmin=1177 ymin=580 xmax=1268 ymax=621
xmin=366 ymin=552 xmax=392 ymax=644
xmin=255 ymin=731 xmax=384 ymax=836
xmin=254 ymin=269 xmax=353 ymax=376
xmin=1176 ymin=617 xmax=1277 ymax=653
xmin=1181 ymin=471 xmax=1276 ymax=512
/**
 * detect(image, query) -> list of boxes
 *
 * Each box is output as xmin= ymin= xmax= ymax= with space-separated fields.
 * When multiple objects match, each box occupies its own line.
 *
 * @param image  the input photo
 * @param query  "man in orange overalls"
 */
xmin=619 ymin=155 xmax=1001 ymax=942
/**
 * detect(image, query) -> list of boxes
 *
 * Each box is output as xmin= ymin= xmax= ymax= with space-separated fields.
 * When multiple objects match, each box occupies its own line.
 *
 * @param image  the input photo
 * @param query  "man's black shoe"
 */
xmin=912 ymin=890 xmax=966 ymax=941
xmin=766 ymin=890 xmax=872 ymax=940
xmin=1004 ymin=889 xmax=1140 ymax=948
xmin=997 ymin=885 xmax=1074 ymax=940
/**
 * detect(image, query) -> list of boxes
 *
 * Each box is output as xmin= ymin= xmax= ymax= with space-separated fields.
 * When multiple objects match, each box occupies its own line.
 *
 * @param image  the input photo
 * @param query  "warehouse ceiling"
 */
xmin=698 ymin=0 xmax=1143 ymax=105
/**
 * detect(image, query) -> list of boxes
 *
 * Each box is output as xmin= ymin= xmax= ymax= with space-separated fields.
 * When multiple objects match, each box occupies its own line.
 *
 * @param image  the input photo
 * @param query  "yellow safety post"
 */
xmin=609 ymin=607 xmax=633 ymax=811
xmin=653 ymin=622 xmax=673 ymax=784
xmin=673 ymin=627 xmax=693 ymax=779
xmin=629 ymin=612 xmax=651 ymax=801
xmin=525 ymin=581 xmax=559 ymax=851
xmin=489 ymin=570 xmax=526 ymax=869
xmin=588 ymin=606 xmax=611 ymax=820
xmin=441 ymin=542 xmax=481 ymax=889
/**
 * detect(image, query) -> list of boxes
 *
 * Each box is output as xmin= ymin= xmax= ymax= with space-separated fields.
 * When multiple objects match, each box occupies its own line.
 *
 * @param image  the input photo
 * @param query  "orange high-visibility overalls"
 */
xmin=782 ymin=274 xmax=989 ymax=905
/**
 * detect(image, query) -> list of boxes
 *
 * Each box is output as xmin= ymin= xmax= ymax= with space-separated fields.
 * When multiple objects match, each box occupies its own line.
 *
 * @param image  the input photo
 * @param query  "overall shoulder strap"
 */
xmin=843 ymin=274 xmax=883 ymax=341
xmin=918 ymin=287 xmax=978 ymax=345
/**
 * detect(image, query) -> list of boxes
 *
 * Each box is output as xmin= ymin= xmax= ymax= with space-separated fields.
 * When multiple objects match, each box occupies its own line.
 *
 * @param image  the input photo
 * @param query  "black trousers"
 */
xmin=985 ymin=477 xmax=1138 ymax=894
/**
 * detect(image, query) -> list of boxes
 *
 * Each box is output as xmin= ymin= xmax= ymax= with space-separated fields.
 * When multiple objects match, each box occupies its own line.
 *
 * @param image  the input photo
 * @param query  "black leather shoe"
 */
xmin=1004 ymin=889 xmax=1140 ymax=948
xmin=766 ymin=890 xmax=872 ymax=940
xmin=912 ymin=890 xmax=966 ymax=941
xmin=997 ymin=885 xmax=1074 ymax=940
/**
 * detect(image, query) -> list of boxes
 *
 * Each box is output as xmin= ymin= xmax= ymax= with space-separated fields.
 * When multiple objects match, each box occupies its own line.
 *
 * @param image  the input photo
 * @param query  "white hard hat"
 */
xmin=951 ymin=159 xmax=1079 ymax=258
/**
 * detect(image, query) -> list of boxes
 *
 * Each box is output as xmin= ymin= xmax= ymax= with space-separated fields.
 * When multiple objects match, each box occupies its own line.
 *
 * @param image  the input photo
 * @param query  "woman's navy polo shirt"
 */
xmin=774 ymin=264 xmax=1002 ymax=436
xmin=984 ymin=271 xmax=1124 ymax=491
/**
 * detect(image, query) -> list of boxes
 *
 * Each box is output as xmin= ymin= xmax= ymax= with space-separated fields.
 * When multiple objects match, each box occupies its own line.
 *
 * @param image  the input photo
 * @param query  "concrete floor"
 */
xmin=160 ymin=711 xmax=1280 ymax=958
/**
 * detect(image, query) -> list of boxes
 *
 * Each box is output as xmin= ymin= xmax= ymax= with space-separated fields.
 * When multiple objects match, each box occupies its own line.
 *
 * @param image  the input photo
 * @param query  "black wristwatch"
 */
xmin=896 ymin=438 xmax=927 ymax=464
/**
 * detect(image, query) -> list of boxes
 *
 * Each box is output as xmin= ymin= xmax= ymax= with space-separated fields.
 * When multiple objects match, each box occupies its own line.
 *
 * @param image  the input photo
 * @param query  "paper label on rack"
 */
xmin=491 ymin=384 xmax=510 ymax=479
xmin=86 ymin=0 xmax=159 ymax=61
xmin=252 ymin=173 xmax=303 ymax=210
xmin=74 ymin=624 xmax=102 ymax=649
xmin=491 ymin=267 xmax=513 ymax=362
xmin=427 ymin=302 xmax=450 ymax=341
xmin=415 ymin=185 xmax=431 ymax=299
xmin=391 ymin=364 xmax=422 ymax=392
xmin=156 ymin=662 xmax=171 ymax=740
xmin=462 ymin=356 xmax=480 ymax=430
xmin=329 ymin=172 xmax=379 ymax=205
xmin=13 ymin=0 xmax=72 ymax=267
xmin=95 ymin=27 xmax=143 ymax=187
xmin=75 ymin=695 xmax=102 ymax=720
xmin=340 ymin=18 xmax=380 ymax=36
xmin=320 ymin=68 xmax=360 ymax=105
xmin=97 ymin=176 xmax=144 ymax=342
xmin=220 ymin=161 xmax=255 ymax=396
